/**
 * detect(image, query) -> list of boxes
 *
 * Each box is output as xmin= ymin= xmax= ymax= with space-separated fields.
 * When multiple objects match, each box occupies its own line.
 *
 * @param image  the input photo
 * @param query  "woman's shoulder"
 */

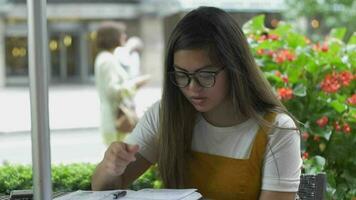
xmin=141 ymin=100 xmax=161 ymax=123
xmin=147 ymin=100 xmax=161 ymax=113
xmin=95 ymin=51 xmax=116 ymax=65
xmin=266 ymin=112 xmax=300 ymax=141
xmin=127 ymin=100 xmax=161 ymax=137
xmin=273 ymin=112 xmax=297 ymax=129
xmin=96 ymin=50 xmax=113 ymax=59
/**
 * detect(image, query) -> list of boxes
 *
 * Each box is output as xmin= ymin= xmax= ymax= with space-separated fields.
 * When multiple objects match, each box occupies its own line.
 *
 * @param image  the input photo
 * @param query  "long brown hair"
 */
xmin=158 ymin=6 xmax=297 ymax=188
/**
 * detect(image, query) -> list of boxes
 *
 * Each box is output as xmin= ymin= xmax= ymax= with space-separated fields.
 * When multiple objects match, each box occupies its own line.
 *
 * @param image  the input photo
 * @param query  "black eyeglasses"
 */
xmin=168 ymin=67 xmax=225 ymax=88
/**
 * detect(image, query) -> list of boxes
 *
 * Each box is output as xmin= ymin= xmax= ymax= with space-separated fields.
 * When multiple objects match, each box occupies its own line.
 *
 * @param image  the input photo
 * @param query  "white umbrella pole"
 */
xmin=27 ymin=0 xmax=52 ymax=199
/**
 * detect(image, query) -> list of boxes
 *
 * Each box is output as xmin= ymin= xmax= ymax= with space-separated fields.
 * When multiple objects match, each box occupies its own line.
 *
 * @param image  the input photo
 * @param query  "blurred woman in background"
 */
xmin=94 ymin=21 xmax=147 ymax=145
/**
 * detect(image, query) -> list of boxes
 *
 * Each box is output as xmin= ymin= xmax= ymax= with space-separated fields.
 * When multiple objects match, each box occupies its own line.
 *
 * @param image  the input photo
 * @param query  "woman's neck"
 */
xmin=202 ymin=100 xmax=248 ymax=127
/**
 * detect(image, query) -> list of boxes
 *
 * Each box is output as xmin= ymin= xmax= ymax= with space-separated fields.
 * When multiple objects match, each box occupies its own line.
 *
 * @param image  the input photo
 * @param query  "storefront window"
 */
xmin=65 ymin=34 xmax=79 ymax=77
xmin=5 ymin=37 xmax=28 ymax=76
xmin=49 ymin=33 xmax=79 ymax=78
xmin=49 ymin=35 xmax=60 ymax=77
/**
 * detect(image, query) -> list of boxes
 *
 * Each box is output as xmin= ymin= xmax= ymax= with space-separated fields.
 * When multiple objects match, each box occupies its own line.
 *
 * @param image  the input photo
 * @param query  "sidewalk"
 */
xmin=0 ymin=84 xmax=162 ymax=134
xmin=0 ymin=84 xmax=161 ymax=165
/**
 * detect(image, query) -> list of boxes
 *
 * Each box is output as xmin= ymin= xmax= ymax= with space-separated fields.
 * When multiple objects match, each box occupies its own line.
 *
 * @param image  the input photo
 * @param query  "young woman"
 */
xmin=94 ymin=22 xmax=146 ymax=145
xmin=92 ymin=7 xmax=302 ymax=200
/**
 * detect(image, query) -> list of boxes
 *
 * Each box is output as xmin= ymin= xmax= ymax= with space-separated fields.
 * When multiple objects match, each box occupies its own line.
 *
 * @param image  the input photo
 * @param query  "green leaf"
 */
xmin=303 ymin=155 xmax=326 ymax=174
xmin=304 ymin=62 xmax=318 ymax=74
xmin=348 ymin=32 xmax=356 ymax=45
xmin=321 ymin=129 xmax=332 ymax=141
xmin=265 ymin=71 xmax=283 ymax=84
xmin=336 ymin=94 xmax=347 ymax=102
xmin=271 ymin=23 xmax=292 ymax=36
xmin=312 ymin=125 xmax=333 ymax=140
xmin=328 ymin=40 xmax=343 ymax=58
xmin=294 ymin=84 xmax=307 ymax=97
xmin=286 ymin=32 xmax=306 ymax=48
xmin=330 ymin=100 xmax=347 ymax=113
xmin=330 ymin=28 xmax=347 ymax=41
xmin=286 ymin=66 xmax=301 ymax=83
xmin=347 ymin=48 xmax=356 ymax=68
xmin=348 ymin=108 xmax=356 ymax=122
xmin=314 ymin=155 xmax=326 ymax=168
xmin=242 ymin=15 xmax=266 ymax=34
xmin=255 ymin=40 xmax=282 ymax=49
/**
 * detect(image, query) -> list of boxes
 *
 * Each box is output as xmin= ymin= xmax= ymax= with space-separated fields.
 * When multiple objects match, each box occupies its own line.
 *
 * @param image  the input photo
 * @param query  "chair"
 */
xmin=297 ymin=173 xmax=327 ymax=200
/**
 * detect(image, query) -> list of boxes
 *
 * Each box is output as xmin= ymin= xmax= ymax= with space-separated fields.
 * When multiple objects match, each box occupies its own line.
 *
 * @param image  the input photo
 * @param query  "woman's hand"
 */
xmin=92 ymin=142 xmax=151 ymax=190
xmin=101 ymin=142 xmax=140 ymax=177
xmin=134 ymin=74 xmax=151 ymax=89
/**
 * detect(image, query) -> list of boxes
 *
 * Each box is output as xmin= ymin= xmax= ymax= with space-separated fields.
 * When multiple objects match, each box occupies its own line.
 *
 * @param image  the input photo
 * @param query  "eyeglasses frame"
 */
xmin=168 ymin=66 xmax=226 ymax=88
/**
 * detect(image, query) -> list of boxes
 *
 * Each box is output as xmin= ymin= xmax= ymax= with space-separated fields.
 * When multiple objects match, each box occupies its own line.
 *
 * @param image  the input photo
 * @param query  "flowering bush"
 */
xmin=243 ymin=16 xmax=356 ymax=199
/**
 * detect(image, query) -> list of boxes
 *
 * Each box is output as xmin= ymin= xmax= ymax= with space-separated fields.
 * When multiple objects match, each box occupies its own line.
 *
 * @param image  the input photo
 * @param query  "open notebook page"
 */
xmin=53 ymin=189 xmax=202 ymax=200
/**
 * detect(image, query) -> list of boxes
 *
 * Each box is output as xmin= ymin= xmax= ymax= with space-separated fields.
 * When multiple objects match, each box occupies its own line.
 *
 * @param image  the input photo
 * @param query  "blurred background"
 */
xmin=0 ymin=0 xmax=287 ymax=165
xmin=0 ymin=0 xmax=354 ymax=88
xmin=0 ymin=0 xmax=354 ymax=163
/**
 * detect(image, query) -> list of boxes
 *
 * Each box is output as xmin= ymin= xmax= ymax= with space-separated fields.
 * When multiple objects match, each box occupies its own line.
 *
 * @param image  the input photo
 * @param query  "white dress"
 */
xmin=94 ymin=50 xmax=136 ymax=145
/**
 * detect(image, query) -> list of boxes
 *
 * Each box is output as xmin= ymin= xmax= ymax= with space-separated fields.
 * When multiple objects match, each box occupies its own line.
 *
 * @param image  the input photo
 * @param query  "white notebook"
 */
xmin=53 ymin=189 xmax=202 ymax=200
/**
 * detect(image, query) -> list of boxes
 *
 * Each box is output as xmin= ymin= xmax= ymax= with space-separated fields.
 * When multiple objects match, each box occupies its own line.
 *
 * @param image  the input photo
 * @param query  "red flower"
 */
xmin=258 ymin=33 xmax=280 ymax=41
xmin=316 ymin=116 xmax=328 ymax=128
xmin=282 ymin=75 xmax=289 ymax=83
xmin=333 ymin=121 xmax=341 ymax=131
xmin=320 ymin=73 xmax=341 ymax=93
xmin=320 ymin=71 xmax=354 ymax=93
xmin=321 ymin=43 xmax=329 ymax=52
xmin=312 ymin=43 xmax=320 ymax=51
xmin=274 ymin=53 xmax=286 ymax=63
xmin=283 ymin=50 xmax=296 ymax=61
xmin=343 ymin=123 xmax=351 ymax=135
xmin=313 ymin=135 xmax=321 ymax=142
xmin=267 ymin=50 xmax=275 ymax=57
xmin=302 ymin=152 xmax=309 ymax=160
xmin=347 ymin=94 xmax=356 ymax=105
xmin=277 ymin=87 xmax=293 ymax=100
xmin=312 ymin=42 xmax=329 ymax=52
xmin=275 ymin=71 xmax=282 ymax=77
xmin=339 ymin=71 xmax=353 ymax=86
xmin=268 ymin=34 xmax=279 ymax=41
xmin=258 ymin=34 xmax=268 ymax=42
xmin=257 ymin=49 xmax=265 ymax=55
xmin=302 ymin=132 xmax=309 ymax=141
xmin=273 ymin=49 xmax=296 ymax=63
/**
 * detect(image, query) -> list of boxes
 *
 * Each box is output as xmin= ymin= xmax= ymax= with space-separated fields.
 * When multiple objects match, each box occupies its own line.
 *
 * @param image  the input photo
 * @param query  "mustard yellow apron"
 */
xmin=184 ymin=113 xmax=276 ymax=200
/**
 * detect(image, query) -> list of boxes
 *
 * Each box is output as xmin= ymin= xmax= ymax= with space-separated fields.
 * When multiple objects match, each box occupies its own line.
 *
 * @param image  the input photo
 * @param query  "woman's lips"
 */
xmin=191 ymin=97 xmax=207 ymax=105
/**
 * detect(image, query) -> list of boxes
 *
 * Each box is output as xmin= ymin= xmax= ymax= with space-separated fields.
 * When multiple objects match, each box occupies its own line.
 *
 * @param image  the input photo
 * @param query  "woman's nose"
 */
xmin=187 ymin=78 xmax=203 ymax=91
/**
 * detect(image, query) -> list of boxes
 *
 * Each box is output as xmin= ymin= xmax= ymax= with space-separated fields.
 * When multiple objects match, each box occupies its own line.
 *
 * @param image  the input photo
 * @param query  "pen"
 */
xmin=113 ymin=191 xmax=127 ymax=199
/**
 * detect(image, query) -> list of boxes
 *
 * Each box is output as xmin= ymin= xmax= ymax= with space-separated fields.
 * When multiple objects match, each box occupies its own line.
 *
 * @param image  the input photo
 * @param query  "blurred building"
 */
xmin=0 ymin=0 xmax=284 ymax=87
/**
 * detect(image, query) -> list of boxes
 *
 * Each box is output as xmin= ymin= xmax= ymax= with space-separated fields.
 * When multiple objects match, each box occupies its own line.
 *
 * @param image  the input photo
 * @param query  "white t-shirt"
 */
xmin=124 ymin=101 xmax=302 ymax=192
